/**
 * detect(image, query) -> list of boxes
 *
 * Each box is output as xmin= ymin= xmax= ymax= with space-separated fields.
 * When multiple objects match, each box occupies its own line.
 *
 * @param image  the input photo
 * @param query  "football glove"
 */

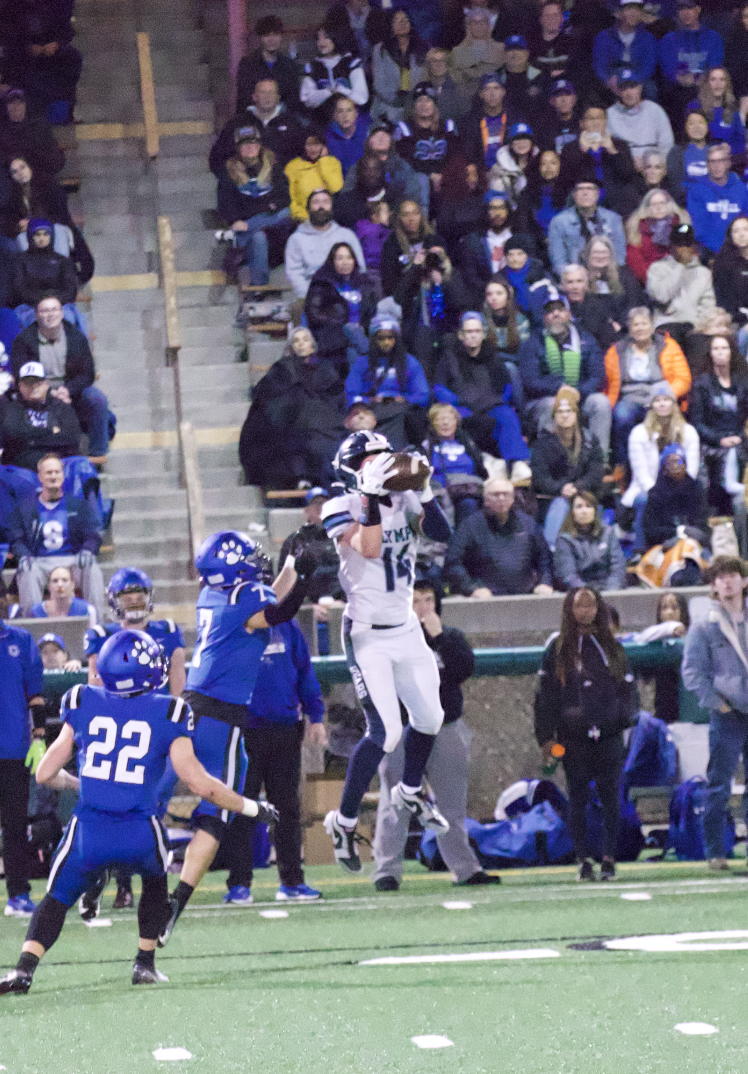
xmin=257 ymin=801 xmax=280 ymax=827
xmin=356 ymin=453 xmax=398 ymax=496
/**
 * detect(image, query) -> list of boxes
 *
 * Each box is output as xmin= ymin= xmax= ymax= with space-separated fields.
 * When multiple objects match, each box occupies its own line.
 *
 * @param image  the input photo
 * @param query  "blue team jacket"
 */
xmin=246 ymin=621 xmax=324 ymax=727
xmin=658 ymin=28 xmax=724 ymax=83
xmin=687 ymin=174 xmax=748 ymax=253
xmin=0 ymin=624 xmax=44 ymax=759
xmin=592 ymin=25 xmax=657 ymax=84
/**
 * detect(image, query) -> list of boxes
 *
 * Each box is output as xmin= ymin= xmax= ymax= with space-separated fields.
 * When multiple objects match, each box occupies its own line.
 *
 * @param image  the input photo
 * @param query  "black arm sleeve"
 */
xmin=263 ymin=577 xmax=310 ymax=627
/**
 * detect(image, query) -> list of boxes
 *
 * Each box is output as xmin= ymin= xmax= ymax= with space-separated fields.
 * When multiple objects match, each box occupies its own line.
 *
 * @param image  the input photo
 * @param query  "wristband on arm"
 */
xmin=362 ymin=494 xmax=381 ymax=528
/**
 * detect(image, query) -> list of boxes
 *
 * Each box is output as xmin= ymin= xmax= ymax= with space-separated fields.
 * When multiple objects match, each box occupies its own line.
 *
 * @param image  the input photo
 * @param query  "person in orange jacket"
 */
xmin=603 ymin=305 xmax=691 ymax=463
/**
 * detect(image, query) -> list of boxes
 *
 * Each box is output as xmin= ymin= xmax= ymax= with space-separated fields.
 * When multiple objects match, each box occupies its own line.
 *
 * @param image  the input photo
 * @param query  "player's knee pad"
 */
xmin=193 ymin=813 xmax=228 ymax=842
xmin=26 ymin=895 xmax=68 ymax=952
xmin=408 ymin=707 xmax=444 ymax=737
xmin=382 ymin=722 xmax=404 ymax=754
xmin=138 ymin=874 xmax=169 ymax=941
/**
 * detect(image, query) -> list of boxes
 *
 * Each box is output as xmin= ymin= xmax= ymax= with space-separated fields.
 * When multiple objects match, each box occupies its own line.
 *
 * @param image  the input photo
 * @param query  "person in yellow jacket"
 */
xmin=285 ymin=133 xmax=344 ymax=221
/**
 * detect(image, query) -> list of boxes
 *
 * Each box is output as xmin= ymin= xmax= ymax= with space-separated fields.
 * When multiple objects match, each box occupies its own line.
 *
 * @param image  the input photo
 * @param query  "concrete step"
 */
xmin=113 ymin=506 xmax=266 ymax=539
xmin=103 ymin=556 xmax=194 ymax=582
xmin=108 ymin=534 xmax=192 ymax=560
xmin=105 ymin=447 xmax=181 ymax=476
xmin=178 ymin=352 xmax=243 ymax=376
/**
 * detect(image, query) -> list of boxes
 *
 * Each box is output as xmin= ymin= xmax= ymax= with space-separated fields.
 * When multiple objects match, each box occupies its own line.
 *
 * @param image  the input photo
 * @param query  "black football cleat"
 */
xmin=79 ymin=869 xmax=109 ymax=921
xmin=157 ymin=895 xmax=180 ymax=948
xmin=132 ymin=964 xmax=169 ymax=985
xmin=0 ymin=970 xmax=32 ymax=995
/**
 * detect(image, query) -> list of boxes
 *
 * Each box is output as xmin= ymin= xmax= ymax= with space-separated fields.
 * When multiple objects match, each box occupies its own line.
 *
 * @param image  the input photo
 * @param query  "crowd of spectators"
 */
xmin=226 ymin=0 xmax=748 ymax=596
xmin=0 ymin=12 xmax=114 ymax=627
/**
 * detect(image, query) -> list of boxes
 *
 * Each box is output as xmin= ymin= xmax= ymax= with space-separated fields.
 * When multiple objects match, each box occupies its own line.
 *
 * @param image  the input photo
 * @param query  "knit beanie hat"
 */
xmin=647 ymin=379 xmax=677 ymax=406
xmin=552 ymin=385 xmax=580 ymax=414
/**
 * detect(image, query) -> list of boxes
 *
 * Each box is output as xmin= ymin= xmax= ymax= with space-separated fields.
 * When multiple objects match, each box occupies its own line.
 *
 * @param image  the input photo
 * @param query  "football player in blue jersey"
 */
xmin=159 ymin=529 xmax=316 ymax=944
xmin=82 ymin=567 xmax=187 ymax=909
xmin=0 ymin=630 xmax=278 ymax=995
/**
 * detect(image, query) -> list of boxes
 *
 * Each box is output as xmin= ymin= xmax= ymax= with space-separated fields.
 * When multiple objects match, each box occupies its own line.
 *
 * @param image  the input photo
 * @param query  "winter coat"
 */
xmin=626 ymin=215 xmax=682 ymax=284
xmin=687 ymin=174 xmax=748 ymax=253
xmin=284 ymin=155 xmax=343 ymax=221
xmin=284 ymin=220 xmax=365 ymax=298
xmin=530 ymin=427 xmax=605 ymax=499
xmin=444 ymin=505 xmax=553 ymax=595
xmin=409 ymin=75 xmax=465 ymax=124
xmin=304 ymin=266 xmax=378 ymax=354
xmin=216 ymin=157 xmax=290 ymax=224
xmin=449 ymin=39 xmax=506 ymax=105
xmin=557 ymin=137 xmax=637 ymax=214
xmin=724 ymin=20 xmax=748 ymax=100
xmin=394 ymin=261 xmax=473 ymax=347
xmin=1 ymin=176 xmax=72 ymax=238
xmin=8 ymin=492 xmax=100 ymax=559
xmin=534 ymin=633 xmax=637 ymax=745
xmin=11 ymin=320 xmax=94 ymax=400
xmin=547 ymin=205 xmax=626 ymax=277
xmin=209 ymin=106 xmax=306 ymax=176
xmin=518 ymin=326 xmax=605 ymax=402
xmin=300 ymin=53 xmax=369 ymax=125
xmin=0 ymin=387 xmax=81 ymax=469
xmin=646 ymin=254 xmax=716 ymax=329
xmin=370 ymin=42 xmax=424 ymax=124
xmin=689 ymin=372 xmax=748 ymax=447
xmin=12 ymin=247 xmax=78 ymax=307
xmin=568 ymin=294 xmax=624 ymax=353
xmin=235 ymin=50 xmax=301 ymax=114
xmin=435 ymin=194 xmax=486 ymax=256
xmin=424 ymin=429 xmax=488 ymax=486
xmin=603 ymin=332 xmax=691 ymax=407
xmin=641 ymin=469 xmax=708 ymax=547
xmin=682 ymin=600 xmax=748 ymax=715
xmin=395 ymin=117 xmax=459 ymax=176
xmin=713 ymin=254 xmax=748 ymax=325
xmin=433 ymin=338 xmax=511 ymax=413
xmin=621 ymin=419 xmax=700 ymax=506
xmin=340 ymin=148 xmax=423 ymax=206
xmin=592 ymin=24 xmax=657 ymax=84
xmin=553 ymin=525 xmax=626 ymax=591
xmin=488 ymin=144 xmax=539 ymax=208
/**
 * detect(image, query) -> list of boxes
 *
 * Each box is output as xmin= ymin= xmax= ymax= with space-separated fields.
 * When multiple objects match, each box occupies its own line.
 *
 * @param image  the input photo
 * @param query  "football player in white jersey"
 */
xmin=321 ymin=430 xmax=454 ymax=871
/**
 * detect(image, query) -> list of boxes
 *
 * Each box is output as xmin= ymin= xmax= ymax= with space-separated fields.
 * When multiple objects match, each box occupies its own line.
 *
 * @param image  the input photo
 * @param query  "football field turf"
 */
xmin=2 ymin=861 xmax=748 ymax=1074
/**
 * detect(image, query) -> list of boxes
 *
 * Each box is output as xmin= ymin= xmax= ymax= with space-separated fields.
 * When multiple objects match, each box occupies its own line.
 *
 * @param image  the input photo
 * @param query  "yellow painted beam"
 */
xmin=110 ymin=427 xmax=240 ymax=451
xmin=76 ymin=120 xmax=212 ymax=142
xmin=175 ymin=270 xmax=227 ymax=286
xmin=136 ymin=32 xmax=159 ymax=158
xmin=157 ymin=216 xmax=181 ymax=351
xmin=90 ymin=273 xmax=159 ymax=292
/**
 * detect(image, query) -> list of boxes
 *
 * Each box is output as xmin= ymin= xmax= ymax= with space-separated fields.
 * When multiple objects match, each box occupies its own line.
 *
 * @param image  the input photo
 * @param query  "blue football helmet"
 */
xmin=107 ymin=567 xmax=153 ymax=622
xmin=332 ymin=430 xmax=392 ymax=490
xmin=97 ymin=629 xmax=167 ymax=697
xmin=195 ymin=530 xmax=265 ymax=589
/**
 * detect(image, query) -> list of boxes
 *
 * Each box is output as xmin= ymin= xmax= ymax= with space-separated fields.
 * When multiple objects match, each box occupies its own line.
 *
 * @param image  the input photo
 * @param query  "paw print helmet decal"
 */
xmin=194 ymin=530 xmax=266 ymax=589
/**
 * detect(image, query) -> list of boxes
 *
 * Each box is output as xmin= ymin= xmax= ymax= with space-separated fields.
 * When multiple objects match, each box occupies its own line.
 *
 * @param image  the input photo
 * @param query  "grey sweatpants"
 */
xmin=372 ymin=718 xmax=482 ymax=884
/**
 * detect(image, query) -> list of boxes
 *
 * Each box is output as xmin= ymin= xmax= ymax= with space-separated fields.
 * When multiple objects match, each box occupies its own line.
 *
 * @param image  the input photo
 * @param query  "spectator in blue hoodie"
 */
xmin=659 ymin=0 xmax=724 ymax=128
xmin=687 ymin=143 xmax=748 ymax=253
xmin=592 ymin=1 xmax=657 ymax=99
xmin=325 ymin=96 xmax=370 ymax=177
xmin=689 ymin=68 xmax=746 ymax=158
xmin=218 ymin=618 xmax=327 ymax=904
xmin=345 ymin=314 xmax=429 ymax=409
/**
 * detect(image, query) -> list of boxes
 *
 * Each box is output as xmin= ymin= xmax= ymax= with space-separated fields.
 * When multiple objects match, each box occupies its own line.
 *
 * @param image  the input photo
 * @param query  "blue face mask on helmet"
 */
xmin=194 ymin=530 xmax=266 ymax=589
xmin=332 ymin=430 xmax=392 ymax=491
xmin=107 ymin=567 xmax=154 ymax=623
xmin=97 ymin=629 xmax=168 ymax=697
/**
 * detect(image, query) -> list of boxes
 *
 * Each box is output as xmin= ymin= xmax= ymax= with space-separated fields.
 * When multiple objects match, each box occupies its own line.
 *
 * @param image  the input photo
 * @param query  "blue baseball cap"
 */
xmin=305 ymin=487 xmax=329 ymax=504
xmin=39 ymin=632 xmax=66 ymax=651
xmin=504 ymin=34 xmax=528 ymax=49
xmin=509 ymin=122 xmax=533 ymax=140
xmin=660 ymin=443 xmax=686 ymax=464
xmin=618 ymin=68 xmax=642 ymax=85
xmin=550 ymin=79 xmax=575 ymax=97
xmin=479 ymin=71 xmax=506 ymax=89
xmin=483 ymin=189 xmax=511 ymax=203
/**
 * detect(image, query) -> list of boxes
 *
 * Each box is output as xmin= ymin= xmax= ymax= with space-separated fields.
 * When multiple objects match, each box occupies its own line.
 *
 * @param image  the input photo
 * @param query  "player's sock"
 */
xmin=401 ymin=726 xmax=436 ymax=789
xmin=172 ymin=880 xmax=195 ymax=916
xmin=135 ymin=948 xmax=155 ymax=971
xmin=16 ymin=952 xmax=39 ymax=977
xmin=339 ymin=737 xmax=385 ymax=819
xmin=337 ymin=811 xmax=358 ymax=829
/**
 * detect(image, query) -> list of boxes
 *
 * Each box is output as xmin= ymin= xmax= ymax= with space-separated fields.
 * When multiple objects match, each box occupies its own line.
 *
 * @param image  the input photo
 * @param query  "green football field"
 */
xmin=2 ymin=860 xmax=748 ymax=1074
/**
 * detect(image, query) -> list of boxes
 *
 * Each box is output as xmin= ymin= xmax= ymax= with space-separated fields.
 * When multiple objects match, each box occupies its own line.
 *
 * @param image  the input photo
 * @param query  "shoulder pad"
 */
xmin=395 ymin=121 xmax=410 ymax=139
xmin=445 ymin=119 xmax=456 ymax=133
xmin=167 ymin=696 xmax=191 ymax=724
xmin=63 ymin=683 xmax=84 ymax=710
xmin=165 ymin=618 xmax=177 ymax=633
xmin=89 ymin=624 xmax=107 ymax=638
xmin=349 ymin=56 xmax=362 ymax=69
xmin=543 ymin=630 xmax=560 ymax=652
xmin=303 ymin=62 xmax=312 ymax=73
xmin=229 ymin=581 xmax=252 ymax=606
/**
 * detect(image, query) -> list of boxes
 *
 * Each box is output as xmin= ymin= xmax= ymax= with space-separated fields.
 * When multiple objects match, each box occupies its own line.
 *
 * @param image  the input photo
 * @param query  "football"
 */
xmin=382 ymin=451 xmax=431 ymax=492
